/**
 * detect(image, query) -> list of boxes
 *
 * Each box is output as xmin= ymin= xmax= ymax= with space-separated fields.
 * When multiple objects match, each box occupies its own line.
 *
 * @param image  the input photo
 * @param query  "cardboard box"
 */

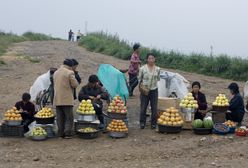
xmin=158 ymin=97 xmax=180 ymax=111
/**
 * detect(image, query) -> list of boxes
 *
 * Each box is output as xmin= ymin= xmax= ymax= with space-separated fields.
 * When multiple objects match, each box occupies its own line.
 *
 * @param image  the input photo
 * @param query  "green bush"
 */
xmin=79 ymin=32 xmax=248 ymax=81
xmin=0 ymin=31 xmax=59 ymax=59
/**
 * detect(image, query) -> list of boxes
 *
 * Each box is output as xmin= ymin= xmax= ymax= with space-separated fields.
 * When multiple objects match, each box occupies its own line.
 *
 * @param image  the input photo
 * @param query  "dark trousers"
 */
xmin=129 ymin=73 xmax=138 ymax=95
xmin=140 ymin=89 xmax=158 ymax=127
xmin=56 ymin=106 xmax=74 ymax=137
xmin=194 ymin=111 xmax=205 ymax=120
xmin=21 ymin=112 xmax=35 ymax=132
xmin=93 ymin=103 xmax=104 ymax=124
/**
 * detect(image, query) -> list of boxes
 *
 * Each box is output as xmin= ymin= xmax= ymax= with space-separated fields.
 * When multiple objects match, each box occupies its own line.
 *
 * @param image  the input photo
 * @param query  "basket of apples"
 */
xmin=212 ymin=94 xmax=229 ymax=112
xmin=179 ymin=93 xmax=198 ymax=113
xmin=107 ymin=96 xmax=127 ymax=119
xmin=77 ymin=100 xmax=96 ymax=122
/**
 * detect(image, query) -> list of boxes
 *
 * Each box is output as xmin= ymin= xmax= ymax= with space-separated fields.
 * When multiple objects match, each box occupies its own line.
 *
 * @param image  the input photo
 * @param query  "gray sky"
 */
xmin=0 ymin=0 xmax=247 ymax=57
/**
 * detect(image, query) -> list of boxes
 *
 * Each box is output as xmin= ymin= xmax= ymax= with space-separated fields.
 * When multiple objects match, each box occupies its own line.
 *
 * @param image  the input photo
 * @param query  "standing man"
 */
xmin=53 ymin=59 xmax=79 ymax=138
xmin=128 ymin=43 xmax=141 ymax=96
xmin=68 ymin=29 xmax=73 ymax=41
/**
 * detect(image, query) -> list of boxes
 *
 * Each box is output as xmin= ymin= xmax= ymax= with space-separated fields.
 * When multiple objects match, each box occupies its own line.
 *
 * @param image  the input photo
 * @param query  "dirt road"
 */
xmin=0 ymin=41 xmax=247 ymax=168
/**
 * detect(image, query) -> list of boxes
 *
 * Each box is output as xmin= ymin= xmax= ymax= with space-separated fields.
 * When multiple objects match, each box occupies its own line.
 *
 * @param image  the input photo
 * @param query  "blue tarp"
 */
xmin=97 ymin=64 xmax=129 ymax=100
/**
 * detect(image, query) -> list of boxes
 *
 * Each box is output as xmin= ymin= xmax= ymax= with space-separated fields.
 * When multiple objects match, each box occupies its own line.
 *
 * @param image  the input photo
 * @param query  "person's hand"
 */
xmin=89 ymin=96 xmax=94 ymax=100
xmin=96 ymin=95 xmax=101 ymax=99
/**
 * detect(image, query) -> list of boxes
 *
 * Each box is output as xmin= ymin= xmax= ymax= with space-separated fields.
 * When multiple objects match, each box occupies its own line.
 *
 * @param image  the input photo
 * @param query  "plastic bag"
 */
xmin=158 ymin=71 xmax=190 ymax=99
xmin=97 ymin=64 xmax=129 ymax=100
xmin=29 ymin=71 xmax=51 ymax=101
xmin=243 ymin=81 xmax=248 ymax=99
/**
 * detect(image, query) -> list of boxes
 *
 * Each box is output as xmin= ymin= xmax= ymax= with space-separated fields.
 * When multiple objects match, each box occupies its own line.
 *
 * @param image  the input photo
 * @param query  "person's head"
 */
xmin=192 ymin=81 xmax=201 ymax=93
xmin=71 ymin=59 xmax=79 ymax=71
xmin=63 ymin=59 xmax=73 ymax=68
xmin=228 ymin=82 xmax=239 ymax=95
xmin=22 ymin=93 xmax=31 ymax=104
xmin=49 ymin=67 xmax=57 ymax=75
xmin=146 ymin=53 xmax=156 ymax=66
xmin=133 ymin=43 xmax=141 ymax=54
xmin=88 ymin=75 xmax=99 ymax=87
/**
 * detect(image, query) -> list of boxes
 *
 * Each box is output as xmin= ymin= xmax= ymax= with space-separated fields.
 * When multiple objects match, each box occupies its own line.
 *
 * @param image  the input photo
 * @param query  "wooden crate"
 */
xmin=158 ymin=97 xmax=180 ymax=111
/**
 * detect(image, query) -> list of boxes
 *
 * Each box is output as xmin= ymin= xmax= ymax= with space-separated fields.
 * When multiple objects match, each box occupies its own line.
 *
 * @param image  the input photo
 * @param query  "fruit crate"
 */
xmin=1 ymin=124 xmax=24 ymax=137
xmin=211 ymin=111 xmax=226 ymax=124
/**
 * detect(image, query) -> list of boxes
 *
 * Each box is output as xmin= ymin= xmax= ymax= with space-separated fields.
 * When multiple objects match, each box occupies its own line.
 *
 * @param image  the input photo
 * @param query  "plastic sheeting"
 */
xmin=158 ymin=71 xmax=190 ymax=99
xmin=97 ymin=64 xmax=129 ymax=100
xmin=244 ymin=81 xmax=248 ymax=99
xmin=29 ymin=71 xmax=51 ymax=101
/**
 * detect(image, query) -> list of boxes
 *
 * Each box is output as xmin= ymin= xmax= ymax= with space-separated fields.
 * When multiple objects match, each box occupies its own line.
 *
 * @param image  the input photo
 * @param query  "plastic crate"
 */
xmin=1 ymin=124 xmax=24 ymax=137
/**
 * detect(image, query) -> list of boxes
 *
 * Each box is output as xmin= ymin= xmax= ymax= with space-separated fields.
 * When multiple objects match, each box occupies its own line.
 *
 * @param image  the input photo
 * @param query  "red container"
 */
xmin=235 ymin=131 xmax=247 ymax=137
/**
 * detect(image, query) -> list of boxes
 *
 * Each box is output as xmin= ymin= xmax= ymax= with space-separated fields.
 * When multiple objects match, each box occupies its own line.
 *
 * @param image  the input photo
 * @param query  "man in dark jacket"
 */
xmin=15 ymin=93 xmax=36 ymax=132
xmin=78 ymin=75 xmax=109 ymax=129
xmin=226 ymin=83 xmax=245 ymax=124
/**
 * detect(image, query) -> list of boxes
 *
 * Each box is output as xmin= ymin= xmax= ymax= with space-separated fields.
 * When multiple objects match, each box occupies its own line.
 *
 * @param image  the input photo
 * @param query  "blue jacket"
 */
xmin=228 ymin=93 xmax=245 ymax=122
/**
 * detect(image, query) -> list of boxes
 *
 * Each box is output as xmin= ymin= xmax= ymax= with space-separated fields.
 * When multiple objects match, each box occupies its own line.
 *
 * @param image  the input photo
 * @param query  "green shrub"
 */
xmin=79 ymin=32 xmax=248 ymax=81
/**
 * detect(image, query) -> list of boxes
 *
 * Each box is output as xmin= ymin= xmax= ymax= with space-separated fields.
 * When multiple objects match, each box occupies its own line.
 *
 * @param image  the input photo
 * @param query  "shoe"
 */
xmin=140 ymin=124 xmax=145 ymax=129
xmin=63 ymin=136 xmax=73 ymax=139
xmin=151 ymin=125 xmax=156 ymax=130
xmin=98 ymin=123 xmax=104 ymax=130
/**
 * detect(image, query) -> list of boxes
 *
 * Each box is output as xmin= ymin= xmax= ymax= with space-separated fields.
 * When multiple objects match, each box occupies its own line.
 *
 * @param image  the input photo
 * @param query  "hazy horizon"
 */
xmin=0 ymin=0 xmax=248 ymax=58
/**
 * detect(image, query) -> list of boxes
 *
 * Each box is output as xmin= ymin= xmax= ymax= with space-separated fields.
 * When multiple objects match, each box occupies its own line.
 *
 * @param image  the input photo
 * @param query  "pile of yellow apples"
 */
xmin=77 ymin=99 xmax=96 ymax=115
xmin=179 ymin=93 xmax=198 ymax=109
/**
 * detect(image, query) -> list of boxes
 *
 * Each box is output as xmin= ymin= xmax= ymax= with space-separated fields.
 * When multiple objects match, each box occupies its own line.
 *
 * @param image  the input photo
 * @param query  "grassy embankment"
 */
xmin=0 ymin=31 xmax=58 ymax=64
xmin=79 ymin=32 xmax=248 ymax=81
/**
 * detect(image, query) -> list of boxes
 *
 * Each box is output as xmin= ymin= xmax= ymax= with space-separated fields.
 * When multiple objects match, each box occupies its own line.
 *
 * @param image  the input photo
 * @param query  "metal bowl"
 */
xmin=158 ymin=124 xmax=182 ymax=133
xmin=32 ymin=135 xmax=47 ymax=141
xmin=5 ymin=120 xmax=22 ymax=126
xmin=77 ymin=114 xmax=96 ymax=122
xmin=77 ymin=130 xmax=100 ymax=139
xmin=193 ymin=128 xmax=212 ymax=135
xmin=107 ymin=112 xmax=127 ymax=119
xmin=181 ymin=108 xmax=196 ymax=113
xmin=108 ymin=131 xmax=128 ymax=138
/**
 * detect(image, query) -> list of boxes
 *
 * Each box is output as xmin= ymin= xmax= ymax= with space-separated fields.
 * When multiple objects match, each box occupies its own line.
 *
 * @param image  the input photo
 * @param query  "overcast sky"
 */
xmin=0 ymin=0 xmax=247 ymax=57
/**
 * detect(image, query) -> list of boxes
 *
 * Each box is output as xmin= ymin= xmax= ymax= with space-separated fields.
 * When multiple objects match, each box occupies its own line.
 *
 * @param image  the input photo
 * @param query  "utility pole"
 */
xmin=85 ymin=21 xmax=88 ymax=35
xmin=210 ymin=45 xmax=213 ymax=57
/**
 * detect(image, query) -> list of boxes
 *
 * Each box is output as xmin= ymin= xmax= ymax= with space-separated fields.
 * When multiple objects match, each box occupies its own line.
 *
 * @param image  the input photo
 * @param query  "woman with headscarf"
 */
xmin=191 ymin=81 xmax=208 ymax=120
xmin=226 ymin=82 xmax=245 ymax=123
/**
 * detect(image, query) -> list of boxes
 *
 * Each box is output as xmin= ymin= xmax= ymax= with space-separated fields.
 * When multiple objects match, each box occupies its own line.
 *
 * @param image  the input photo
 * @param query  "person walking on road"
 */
xmin=128 ymin=43 xmax=141 ymax=96
xmin=53 ymin=59 xmax=79 ymax=138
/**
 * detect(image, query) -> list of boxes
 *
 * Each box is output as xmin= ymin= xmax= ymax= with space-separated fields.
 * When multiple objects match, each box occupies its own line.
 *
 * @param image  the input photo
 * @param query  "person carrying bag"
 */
xmin=138 ymin=53 xmax=160 ymax=129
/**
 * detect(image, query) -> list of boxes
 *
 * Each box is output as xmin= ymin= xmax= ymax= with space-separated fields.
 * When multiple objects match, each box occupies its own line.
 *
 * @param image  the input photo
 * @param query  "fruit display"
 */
xmin=203 ymin=118 xmax=214 ymax=129
xmin=107 ymin=95 xmax=127 ymax=114
xmin=107 ymin=119 xmax=128 ymax=132
xmin=35 ymin=107 xmax=54 ymax=118
xmin=193 ymin=119 xmax=203 ymax=128
xmin=224 ymin=120 xmax=236 ymax=128
xmin=157 ymin=107 xmax=184 ymax=126
xmin=212 ymin=94 xmax=229 ymax=107
xmin=78 ymin=127 xmax=97 ymax=133
xmin=235 ymin=127 xmax=247 ymax=136
xmin=179 ymin=93 xmax=198 ymax=109
xmin=77 ymin=100 xmax=96 ymax=115
xmin=31 ymin=127 xmax=47 ymax=137
xmin=3 ymin=107 xmax=22 ymax=121
xmin=193 ymin=118 xmax=213 ymax=129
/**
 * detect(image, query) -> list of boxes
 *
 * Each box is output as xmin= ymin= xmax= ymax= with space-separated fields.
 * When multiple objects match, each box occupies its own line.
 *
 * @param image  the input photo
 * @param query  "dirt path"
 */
xmin=0 ymin=40 xmax=247 ymax=168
